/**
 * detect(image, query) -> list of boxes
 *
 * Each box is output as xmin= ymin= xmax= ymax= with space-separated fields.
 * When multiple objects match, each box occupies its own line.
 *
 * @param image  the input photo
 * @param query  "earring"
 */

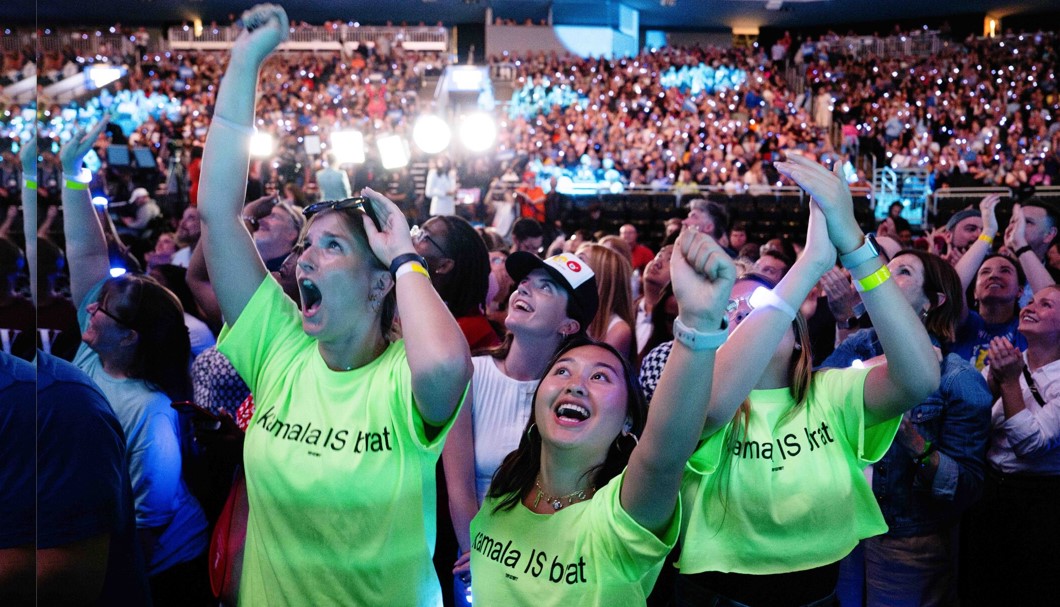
xmin=615 ymin=431 xmax=639 ymax=454
xmin=526 ymin=423 xmax=538 ymax=442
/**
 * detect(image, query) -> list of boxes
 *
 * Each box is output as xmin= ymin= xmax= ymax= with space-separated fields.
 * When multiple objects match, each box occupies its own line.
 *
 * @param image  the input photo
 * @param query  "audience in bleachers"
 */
xmin=6 ymin=8 xmax=1060 ymax=605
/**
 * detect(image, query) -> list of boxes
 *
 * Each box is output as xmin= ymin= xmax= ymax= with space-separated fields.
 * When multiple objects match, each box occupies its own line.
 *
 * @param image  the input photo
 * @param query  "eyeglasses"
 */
xmin=302 ymin=196 xmax=381 ymax=231
xmin=725 ymin=286 xmax=772 ymax=316
xmin=92 ymin=301 xmax=130 ymax=327
xmin=411 ymin=225 xmax=448 ymax=258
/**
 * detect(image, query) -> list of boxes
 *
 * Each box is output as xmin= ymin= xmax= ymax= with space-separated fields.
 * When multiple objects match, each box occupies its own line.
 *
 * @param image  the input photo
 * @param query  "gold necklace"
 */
xmin=533 ymin=475 xmax=595 ymax=511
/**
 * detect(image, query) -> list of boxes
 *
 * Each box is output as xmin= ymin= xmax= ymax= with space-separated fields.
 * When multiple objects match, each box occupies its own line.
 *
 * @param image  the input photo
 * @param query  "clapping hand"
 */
xmin=671 ymin=225 xmax=736 ymax=332
xmin=987 ymin=336 xmax=1022 ymax=384
xmin=775 ymin=153 xmax=862 ymax=254
xmin=1004 ymin=204 xmax=1028 ymax=251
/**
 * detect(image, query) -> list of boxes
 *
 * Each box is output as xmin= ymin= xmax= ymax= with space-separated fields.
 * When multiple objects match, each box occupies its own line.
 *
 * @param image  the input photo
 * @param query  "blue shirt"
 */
xmin=822 ymin=329 xmax=993 ymax=536
xmin=950 ymin=311 xmax=1027 ymax=371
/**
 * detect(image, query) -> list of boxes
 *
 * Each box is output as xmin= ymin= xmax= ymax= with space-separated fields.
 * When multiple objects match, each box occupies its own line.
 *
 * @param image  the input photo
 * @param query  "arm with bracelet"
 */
xmin=1006 ymin=203 xmax=1056 ymax=295
xmin=700 ymin=195 xmax=837 ymax=437
xmin=954 ymin=195 xmax=1001 ymax=319
xmin=59 ymin=117 xmax=113 ymax=309
xmin=778 ymin=154 xmax=939 ymax=426
xmin=20 ymin=136 xmax=38 ymax=305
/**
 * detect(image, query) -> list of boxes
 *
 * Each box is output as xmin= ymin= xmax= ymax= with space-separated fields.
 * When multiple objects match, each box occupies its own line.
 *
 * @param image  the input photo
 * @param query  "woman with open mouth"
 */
xmin=196 ymin=5 xmax=473 ymax=605
xmin=469 ymin=225 xmax=735 ymax=604
xmin=442 ymin=248 xmax=600 ymax=596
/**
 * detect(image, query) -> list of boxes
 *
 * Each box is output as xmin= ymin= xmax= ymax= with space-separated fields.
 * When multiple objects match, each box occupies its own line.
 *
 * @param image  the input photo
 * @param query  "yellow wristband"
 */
xmin=64 ymin=178 xmax=88 ymax=191
xmin=22 ymin=178 xmax=37 ymax=190
xmin=855 ymin=265 xmax=891 ymax=293
xmin=978 ymin=233 xmax=995 ymax=244
xmin=394 ymin=261 xmax=429 ymax=280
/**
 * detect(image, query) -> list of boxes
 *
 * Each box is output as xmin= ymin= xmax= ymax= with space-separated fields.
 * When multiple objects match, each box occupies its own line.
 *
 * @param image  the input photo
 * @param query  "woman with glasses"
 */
xmin=640 ymin=155 xmax=940 ymax=605
xmin=411 ymin=215 xmax=499 ymax=351
xmin=60 ymin=117 xmax=210 ymax=605
xmin=197 ymin=5 xmax=473 ymax=605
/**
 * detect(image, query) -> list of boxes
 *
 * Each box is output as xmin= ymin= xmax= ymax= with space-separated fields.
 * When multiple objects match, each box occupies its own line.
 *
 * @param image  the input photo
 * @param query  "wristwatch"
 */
xmin=673 ymin=317 xmax=729 ymax=351
xmin=839 ymin=233 xmax=880 ymax=269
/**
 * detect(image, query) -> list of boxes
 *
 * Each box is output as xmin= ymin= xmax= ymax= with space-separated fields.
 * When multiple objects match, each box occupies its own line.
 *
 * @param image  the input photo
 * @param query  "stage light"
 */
xmin=109 ymin=267 xmax=127 ymax=278
xmin=86 ymin=65 xmax=124 ymax=89
xmin=331 ymin=130 xmax=365 ymax=164
xmin=92 ymin=196 xmax=109 ymax=208
xmin=377 ymin=134 xmax=410 ymax=170
xmin=249 ymin=132 xmax=274 ymax=158
xmin=412 ymin=115 xmax=450 ymax=154
xmin=459 ymin=113 xmax=496 ymax=153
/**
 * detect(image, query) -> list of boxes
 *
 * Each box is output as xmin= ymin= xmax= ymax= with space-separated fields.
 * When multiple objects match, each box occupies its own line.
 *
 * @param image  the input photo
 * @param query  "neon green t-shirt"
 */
xmin=469 ymin=470 xmax=678 ymax=606
xmin=217 ymin=278 xmax=465 ymax=606
xmin=678 ymin=367 xmax=900 ymax=575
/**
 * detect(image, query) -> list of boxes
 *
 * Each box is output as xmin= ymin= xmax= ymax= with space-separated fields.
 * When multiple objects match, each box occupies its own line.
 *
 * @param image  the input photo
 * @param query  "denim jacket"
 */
xmin=821 ymin=329 xmax=993 ymax=536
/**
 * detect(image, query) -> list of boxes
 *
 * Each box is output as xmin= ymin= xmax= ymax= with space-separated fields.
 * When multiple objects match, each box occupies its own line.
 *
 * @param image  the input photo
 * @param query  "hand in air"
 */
xmin=1005 ymin=204 xmax=1027 ymax=251
xmin=233 ymin=4 xmax=290 ymax=67
xmin=979 ymin=194 xmax=1001 ymax=239
xmin=60 ymin=114 xmax=109 ymax=176
xmin=671 ymin=225 xmax=736 ymax=332
xmin=775 ymin=154 xmax=861 ymax=254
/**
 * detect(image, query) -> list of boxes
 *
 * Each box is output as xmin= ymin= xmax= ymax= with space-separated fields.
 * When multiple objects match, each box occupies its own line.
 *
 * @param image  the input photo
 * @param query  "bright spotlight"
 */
xmin=86 ymin=65 xmax=125 ymax=89
xmin=331 ymin=130 xmax=365 ymax=164
xmin=413 ymin=115 xmax=451 ymax=155
xmin=91 ymin=196 xmax=110 ymax=208
xmin=377 ymin=134 xmax=410 ymax=170
xmin=109 ymin=267 xmax=127 ymax=278
xmin=249 ymin=132 xmax=274 ymax=158
xmin=459 ymin=113 xmax=496 ymax=153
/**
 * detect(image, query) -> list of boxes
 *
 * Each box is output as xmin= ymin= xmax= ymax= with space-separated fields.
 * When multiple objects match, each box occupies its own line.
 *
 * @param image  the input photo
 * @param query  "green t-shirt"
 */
xmin=217 ymin=278 xmax=464 ymax=606
xmin=469 ymin=470 xmax=678 ymax=606
xmin=678 ymin=367 xmax=900 ymax=575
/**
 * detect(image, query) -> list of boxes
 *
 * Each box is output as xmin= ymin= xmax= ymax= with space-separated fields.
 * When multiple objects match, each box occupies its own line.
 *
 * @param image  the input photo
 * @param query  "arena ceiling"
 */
xmin=24 ymin=0 xmax=1060 ymax=30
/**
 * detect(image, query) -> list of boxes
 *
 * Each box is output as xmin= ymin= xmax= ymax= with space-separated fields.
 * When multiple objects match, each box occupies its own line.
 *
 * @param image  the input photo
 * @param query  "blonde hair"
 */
xmin=576 ymin=243 xmax=636 ymax=360
xmin=598 ymin=235 xmax=632 ymax=265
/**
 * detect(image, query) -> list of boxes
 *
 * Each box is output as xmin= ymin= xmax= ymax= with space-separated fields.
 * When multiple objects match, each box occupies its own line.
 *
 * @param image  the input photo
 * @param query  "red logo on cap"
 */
xmin=567 ymin=260 xmax=582 ymax=272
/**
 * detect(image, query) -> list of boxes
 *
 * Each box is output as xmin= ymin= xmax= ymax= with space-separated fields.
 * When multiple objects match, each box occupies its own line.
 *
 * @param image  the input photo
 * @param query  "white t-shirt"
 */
xmin=472 ymin=355 xmax=538 ymax=504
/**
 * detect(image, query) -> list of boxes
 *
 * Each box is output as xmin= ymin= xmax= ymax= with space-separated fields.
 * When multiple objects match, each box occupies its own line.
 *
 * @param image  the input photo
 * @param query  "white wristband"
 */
xmin=749 ymin=287 xmax=797 ymax=320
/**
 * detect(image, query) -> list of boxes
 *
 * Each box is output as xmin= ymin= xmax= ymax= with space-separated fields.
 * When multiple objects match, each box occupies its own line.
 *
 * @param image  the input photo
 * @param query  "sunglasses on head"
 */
xmin=302 ymin=196 xmax=382 ymax=231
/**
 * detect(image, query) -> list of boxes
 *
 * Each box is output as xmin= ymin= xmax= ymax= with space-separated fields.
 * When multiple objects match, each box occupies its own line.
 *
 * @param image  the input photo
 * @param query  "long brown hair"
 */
xmin=715 ymin=273 xmax=813 ymax=513
xmin=576 ymin=244 xmax=636 ymax=360
xmin=487 ymin=336 xmax=647 ymax=512
xmin=895 ymin=249 xmax=964 ymax=343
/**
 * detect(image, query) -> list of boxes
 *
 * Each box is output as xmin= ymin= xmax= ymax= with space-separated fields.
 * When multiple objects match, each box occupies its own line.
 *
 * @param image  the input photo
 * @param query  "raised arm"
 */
xmin=361 ymin=187 xmax=472 ymax=425
xmin=59 ymin=117 xmax=113 ymax=308
xmin=780 ymin=153 xmax=939 ymax=425
xmin=622 ymin=227 xmax=734 ymax=534
xmin=20 ymin=136 xmax=37 ymax=305
xmin=955 ymin=195 xmax=1001 ymax=314
xmin=702 ymin=197 xmax=836 ymax=437
xmin=197 ymin=4 xmax=288 ymax=325
xmin=1006 ymin=204 xmax=1055 ymax=294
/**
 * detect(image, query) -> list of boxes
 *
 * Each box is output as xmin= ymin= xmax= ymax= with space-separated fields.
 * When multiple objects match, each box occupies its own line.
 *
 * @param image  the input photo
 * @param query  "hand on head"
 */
xmin=360 ymin=187 xmax=414 ymax=268
xmin=671 ymin=225 xmax=736 ymax=331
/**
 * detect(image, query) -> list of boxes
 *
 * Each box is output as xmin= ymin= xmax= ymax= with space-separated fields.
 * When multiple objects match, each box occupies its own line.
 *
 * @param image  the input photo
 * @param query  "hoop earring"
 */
xmin=615 ymin=431 xmax=639 ymax=454
xmin=526 ymin=423 xmax=538 ymax=442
